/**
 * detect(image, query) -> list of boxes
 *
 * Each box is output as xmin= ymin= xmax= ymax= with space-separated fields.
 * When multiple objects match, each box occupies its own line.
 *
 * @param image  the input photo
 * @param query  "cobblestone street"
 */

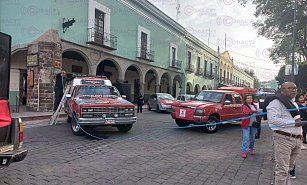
xmin=1 ymin=111 xmax=307 ymax=185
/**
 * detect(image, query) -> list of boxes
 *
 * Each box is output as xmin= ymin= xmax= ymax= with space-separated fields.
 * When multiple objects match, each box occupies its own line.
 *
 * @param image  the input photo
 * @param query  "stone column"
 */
xmin=26 ymin=30 xmax=62 ymax=112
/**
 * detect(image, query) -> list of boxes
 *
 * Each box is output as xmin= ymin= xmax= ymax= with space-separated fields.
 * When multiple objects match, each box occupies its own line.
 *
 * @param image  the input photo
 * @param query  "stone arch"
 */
xmin=194 ymin=84 xmax=200 ymax=94
xmin=124 ymin=64 xmax=142 ymax=102
xmin=62 ymin=50 xmax=90 ymax=78
xmin=173 ymin=75 xmax=183 ymax=98
xmin=160 ymin=72 xmax=171 ymax=94
xmin=144 ymin=69 xmax=159 ymax=101
xmin=96 ymin=58 xmax=122 ymax=84
xmin=202 ymin=85 xmax=207 ymax=90
xmin=186 ymin=82 xmax=193 ymax=94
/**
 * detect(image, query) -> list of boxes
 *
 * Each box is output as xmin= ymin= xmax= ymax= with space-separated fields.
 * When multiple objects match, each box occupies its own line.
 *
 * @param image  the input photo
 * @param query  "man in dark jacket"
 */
xmin=53 ymin=71 xmax=67 ymax=111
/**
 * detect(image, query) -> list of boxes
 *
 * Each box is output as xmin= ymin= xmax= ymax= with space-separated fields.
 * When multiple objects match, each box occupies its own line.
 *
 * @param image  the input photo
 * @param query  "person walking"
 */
xmin=241 ymin=94 xmax=259 ymax=158
xmin=137 ymin=94 xmax=144 ymax=113
xmin=53 ymin=71 xmax=67 ymax=111
xmin=267 ymin=82 xmax=305 ymax=185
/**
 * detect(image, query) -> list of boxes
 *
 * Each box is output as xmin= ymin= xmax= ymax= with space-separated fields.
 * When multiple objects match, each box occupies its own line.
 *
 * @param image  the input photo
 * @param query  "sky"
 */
xmin=147 ymin=0 xmax=282 ymax=82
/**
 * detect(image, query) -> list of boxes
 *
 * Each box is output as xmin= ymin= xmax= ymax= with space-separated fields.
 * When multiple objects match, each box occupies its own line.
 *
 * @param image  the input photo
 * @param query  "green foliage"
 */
xmin=238 ymin=0 xmax=307 ymax=63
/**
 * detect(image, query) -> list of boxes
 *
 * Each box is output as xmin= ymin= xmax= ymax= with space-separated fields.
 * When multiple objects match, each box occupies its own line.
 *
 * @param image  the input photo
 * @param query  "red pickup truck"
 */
xmin=66 ymin=84 xmax=137 ymax=136
xmin=171 ymin=88 xmax=256 ymax=133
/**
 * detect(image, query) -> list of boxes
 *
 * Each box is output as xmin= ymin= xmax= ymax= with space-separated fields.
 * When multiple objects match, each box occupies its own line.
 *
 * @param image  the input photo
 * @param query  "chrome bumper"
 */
xmin=77 ymin=117 xmax=137 ymax=125
xmin=0 ymin=149 xmax=28 ymax=168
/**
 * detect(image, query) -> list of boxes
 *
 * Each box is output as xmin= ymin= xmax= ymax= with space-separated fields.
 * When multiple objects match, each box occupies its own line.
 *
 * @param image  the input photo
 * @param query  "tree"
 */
xmin=238 ymin=0 xmax=307 ymax=63
xmin=244 ymin=69 xmax=260 ymax=88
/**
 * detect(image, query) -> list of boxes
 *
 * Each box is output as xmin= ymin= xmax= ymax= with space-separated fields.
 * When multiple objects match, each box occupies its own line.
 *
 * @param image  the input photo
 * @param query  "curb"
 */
xmin=13 ymin=113 xmax=67 ymax=122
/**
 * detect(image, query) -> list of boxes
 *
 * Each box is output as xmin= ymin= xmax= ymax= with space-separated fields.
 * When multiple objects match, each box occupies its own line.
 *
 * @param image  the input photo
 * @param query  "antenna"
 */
xmin=176 ymin=0 xmax=181 ymax=22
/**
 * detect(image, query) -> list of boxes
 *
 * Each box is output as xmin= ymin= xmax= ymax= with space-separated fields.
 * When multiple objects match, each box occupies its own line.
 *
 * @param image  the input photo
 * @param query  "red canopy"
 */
xmin=0 ymin=100 xmax=11 ymax=128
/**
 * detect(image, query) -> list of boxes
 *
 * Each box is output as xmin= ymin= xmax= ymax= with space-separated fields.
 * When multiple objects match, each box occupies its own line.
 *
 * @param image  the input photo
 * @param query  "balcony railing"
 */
xmin=136 ymin=47 xmax=155 ymax=62
xmin=195 ymin=67 xmax=202 ymax=76
xmin=87 ymin=28 xmax=117 ymax=50
xmin=185 ymin=63 xmax=194 ymax=73
xmin=170 ymin=59 xmax=182 ymax=69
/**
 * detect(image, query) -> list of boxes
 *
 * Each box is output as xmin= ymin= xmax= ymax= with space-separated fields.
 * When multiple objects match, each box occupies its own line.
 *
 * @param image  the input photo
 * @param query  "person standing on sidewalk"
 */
xmin=137 ymin=94 xmax=144 ymax=113
xmin=241 ymin=94 xmax=259 ymax=158
xmin=267 ymin=82 xmax=305 ymax=185
xmin=53 ymin=71 xmax=67 ymax=111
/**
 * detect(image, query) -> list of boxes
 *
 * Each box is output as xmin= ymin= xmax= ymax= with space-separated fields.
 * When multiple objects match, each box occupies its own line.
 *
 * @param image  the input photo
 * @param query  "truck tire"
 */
xmin=117 ymin=124 xmax=133 ymax=132
xmin=175 ymin=119 xmax=190 ymax=127
xmin=71 ymin=118 xmax=85 ymax=136
xmin=202 ymin=116 xmax=218 ymax=133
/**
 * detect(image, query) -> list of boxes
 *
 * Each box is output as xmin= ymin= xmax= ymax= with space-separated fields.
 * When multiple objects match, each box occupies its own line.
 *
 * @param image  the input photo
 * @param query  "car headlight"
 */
xmin=88 ymin=108 xmax=93 ymax=112
xmin=194 ymin=109 xmax=205 ymax=116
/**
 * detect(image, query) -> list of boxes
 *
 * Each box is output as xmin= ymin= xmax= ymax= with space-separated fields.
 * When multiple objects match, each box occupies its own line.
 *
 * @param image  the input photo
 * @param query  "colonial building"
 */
xmin=0 ymin=0 xmax=220 ymax=111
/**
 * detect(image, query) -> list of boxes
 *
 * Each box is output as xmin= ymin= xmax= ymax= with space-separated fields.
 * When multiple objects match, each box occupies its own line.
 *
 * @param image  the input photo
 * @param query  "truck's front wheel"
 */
xmin=175 ymin=119 xmax=190 ymax=127
xmin=117 ymin=124 xmax=133 ymax=132
xmin=202 ymin=116 xmax=218 ymax=133
xmin=71 ymin=118 xmax=85 ymax=136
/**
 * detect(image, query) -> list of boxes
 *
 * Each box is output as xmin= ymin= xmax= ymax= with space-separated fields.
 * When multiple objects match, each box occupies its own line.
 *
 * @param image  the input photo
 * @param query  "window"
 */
xmin=140 ymin=32 xmax=148 ymax=58
xmin=234 ymin=94 xmax=242 ymax=104
xmin=197 ymin=57 xmax=200 ymax=72
xmin=187 ymin=51 xmax=191 ymax=68
xmin=172 ymin=47 xmax=176 ymax=66
xmin=210 ymin=63 xmax=213 ymax=77
xmin=170 ymin=43 xmax=178 ymax=66
xmin=224 ymin=94 xmax=233 ymax=104
xmin=204 ymin=60 xmax=207 ymax=76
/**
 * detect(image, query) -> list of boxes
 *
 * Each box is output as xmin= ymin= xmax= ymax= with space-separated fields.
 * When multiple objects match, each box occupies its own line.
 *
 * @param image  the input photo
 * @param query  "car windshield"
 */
xmin=194 ymin=91 xmax=223 ymax=103
xmin=77 ymin=86 xmax=120 ymax=96
xmin=158 ymin=94 xmax=174 ymax=100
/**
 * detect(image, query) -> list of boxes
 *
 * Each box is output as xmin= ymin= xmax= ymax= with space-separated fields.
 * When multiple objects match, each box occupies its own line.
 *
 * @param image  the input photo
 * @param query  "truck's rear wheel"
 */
xmin=175 ymin=119 xmax=190 ymax=127
xmin=71 ymin=118 xmax=85 ymax=136
xmin=201 ymin=116 xmax=218 ymax=133
xmin=117 ymin=124 xmax=133 ymax=132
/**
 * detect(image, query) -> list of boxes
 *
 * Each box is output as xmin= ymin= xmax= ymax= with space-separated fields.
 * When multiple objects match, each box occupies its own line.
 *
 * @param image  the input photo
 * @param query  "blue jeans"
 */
xmin=242 ymin=126 xmax=257 ymax=153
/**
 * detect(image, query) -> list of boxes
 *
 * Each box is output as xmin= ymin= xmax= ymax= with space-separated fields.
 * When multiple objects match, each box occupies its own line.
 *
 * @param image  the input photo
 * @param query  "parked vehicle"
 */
xmin=171 ymin=89 xmax=254 ymax=133
xmin=256 ymin=91 xmax=276 ymax=109
xmin=0 ymin=32 xmax=27 ymax=167
xmin=176 ymin=94 xmax=195 ymax=102
xmin=65 ymin=84 xmax=136 ymax=136
xmin=147 ymin=93 xmax=176 ymax=113
xmin=218 ymin=86 xmax=257 ymax=99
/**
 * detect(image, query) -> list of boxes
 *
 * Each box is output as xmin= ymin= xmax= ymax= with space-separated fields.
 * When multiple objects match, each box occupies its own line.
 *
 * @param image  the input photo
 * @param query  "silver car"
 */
xmin=148 ymin=93 xmax=176 ymax=112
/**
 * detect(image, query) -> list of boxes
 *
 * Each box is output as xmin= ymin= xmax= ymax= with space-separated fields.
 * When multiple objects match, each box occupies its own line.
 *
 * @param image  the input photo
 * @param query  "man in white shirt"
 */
xmin=267 ymin=82 xmax=303 ymax=185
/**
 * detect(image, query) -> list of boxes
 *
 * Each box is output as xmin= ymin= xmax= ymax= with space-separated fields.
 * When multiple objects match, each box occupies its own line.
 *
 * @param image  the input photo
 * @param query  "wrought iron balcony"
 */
xmin=87 ymin=28 xmax=117 ymax=50
xmin=136 ymin=47 xmax=155 ymax=62
xmin=195 ymin=68 xmax=202 ymax=76
xmin=170 ymin=59 xmax=182 ymax=69
xmin=185 ymin=63 xmax=194 ymax=73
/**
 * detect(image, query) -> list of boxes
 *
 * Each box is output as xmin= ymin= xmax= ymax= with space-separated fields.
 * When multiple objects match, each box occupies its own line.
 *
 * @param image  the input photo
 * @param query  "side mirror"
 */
xmin=121 ymin=95 xmax=126 ymax=99
xmin=224 ymin=100 xmax=231 ymax=105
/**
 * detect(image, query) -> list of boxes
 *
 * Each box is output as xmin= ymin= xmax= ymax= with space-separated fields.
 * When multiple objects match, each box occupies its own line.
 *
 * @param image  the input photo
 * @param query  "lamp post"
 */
xmin=291 ymin=0 xmax=297 ymax=82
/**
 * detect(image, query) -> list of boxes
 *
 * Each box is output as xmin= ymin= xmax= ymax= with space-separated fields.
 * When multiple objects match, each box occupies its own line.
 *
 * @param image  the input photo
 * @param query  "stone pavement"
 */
xmin=5 ymin=110 xmax=307 ymax=185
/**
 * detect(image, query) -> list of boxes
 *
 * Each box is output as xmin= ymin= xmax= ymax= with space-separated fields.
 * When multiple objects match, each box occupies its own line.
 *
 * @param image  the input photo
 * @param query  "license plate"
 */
xmin=105 ymin=119 xmax=115 ymax=124
xmin=179 ymin=109 xmax=186 ymax=117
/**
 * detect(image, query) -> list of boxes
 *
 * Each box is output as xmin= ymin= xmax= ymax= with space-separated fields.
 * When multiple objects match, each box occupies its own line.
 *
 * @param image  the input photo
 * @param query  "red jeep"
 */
xmin=171 ymin=89 xmax=254 ymax=133
xmin=66 ymin=84 xmax=136 ymax=136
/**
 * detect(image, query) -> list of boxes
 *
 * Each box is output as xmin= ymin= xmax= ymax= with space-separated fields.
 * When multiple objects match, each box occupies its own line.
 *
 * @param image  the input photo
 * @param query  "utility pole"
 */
xmin=176 ymin=0 xmax=181 ymax=22
xmin=291 ymin=0 xmax=297 ymax=82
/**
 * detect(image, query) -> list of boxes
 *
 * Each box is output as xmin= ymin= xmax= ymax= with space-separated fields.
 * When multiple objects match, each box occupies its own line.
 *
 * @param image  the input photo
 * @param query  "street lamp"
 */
xmin=291 ymin=0 xmax=297 ymax=82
